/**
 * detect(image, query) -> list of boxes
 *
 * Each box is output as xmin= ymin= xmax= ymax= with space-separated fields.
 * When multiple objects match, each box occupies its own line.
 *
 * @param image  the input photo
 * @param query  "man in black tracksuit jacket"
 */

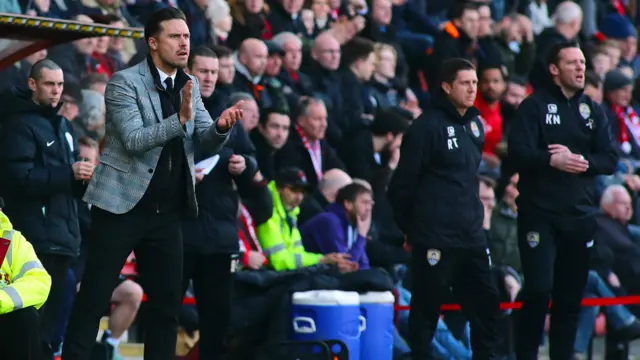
xmin=0 ymin=60 xmax=94 ymax=358
xmin=507 ymin=42 xmax=618 ymax=360
xmin=388 ymin=58 xmax=500 ymax=360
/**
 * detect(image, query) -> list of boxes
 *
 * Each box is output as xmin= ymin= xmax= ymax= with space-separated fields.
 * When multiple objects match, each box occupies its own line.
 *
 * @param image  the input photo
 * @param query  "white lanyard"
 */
xmin=347 ymin=226 xmax=355 ymax=250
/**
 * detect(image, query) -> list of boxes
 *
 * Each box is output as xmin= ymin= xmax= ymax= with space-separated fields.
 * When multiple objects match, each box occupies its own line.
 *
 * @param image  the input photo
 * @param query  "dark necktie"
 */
xmin=164 ymin=77 xmax=174 ymax=93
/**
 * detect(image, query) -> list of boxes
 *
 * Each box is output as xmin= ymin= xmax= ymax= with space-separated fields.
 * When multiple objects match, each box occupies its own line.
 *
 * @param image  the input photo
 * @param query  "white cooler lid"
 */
xmin=359 ymin=291 xmax=395 ymax=304
xmin=292 ymin=290 xmax=360 ymax=305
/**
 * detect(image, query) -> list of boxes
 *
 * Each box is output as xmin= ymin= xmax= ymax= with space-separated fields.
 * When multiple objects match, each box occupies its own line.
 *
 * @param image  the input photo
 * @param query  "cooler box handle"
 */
xmin=359 ymin=315 xmax=367 ymax=332
xmin=293 ymin=316 xmax=317 ymax=334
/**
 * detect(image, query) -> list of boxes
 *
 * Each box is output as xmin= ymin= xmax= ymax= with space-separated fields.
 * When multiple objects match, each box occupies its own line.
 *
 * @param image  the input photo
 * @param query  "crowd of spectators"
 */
xmin=5 ymin=0 xmax=640 ymax=359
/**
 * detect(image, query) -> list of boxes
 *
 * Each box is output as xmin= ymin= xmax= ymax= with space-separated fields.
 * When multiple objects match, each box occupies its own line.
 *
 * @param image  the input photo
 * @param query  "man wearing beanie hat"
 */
xmin=601 ymin=69 xmax=640 ymax=157
xmin=618 ymin=22 xmax=640 ymax=79
xmin=599 ymin=13 xmax=635 ymax=41
xmin=339 ymin=109 xmax=411 ymax=191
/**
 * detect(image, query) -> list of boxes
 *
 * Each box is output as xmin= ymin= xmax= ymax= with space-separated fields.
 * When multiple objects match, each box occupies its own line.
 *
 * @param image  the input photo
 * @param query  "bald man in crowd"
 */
xmin=299 ymin=169 xmax=353 ymax=226
xmin=233 ymin=38 xmax=287 ymax=110
xmin=302 ymin=32 xmax=344 ymax=147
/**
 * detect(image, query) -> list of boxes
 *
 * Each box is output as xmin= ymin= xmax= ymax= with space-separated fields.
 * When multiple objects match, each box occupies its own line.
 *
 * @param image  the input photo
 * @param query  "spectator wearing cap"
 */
xmin=274 ymin=97 xmax=345 ymax=190
xmin=338 ymin=108 xmax=410 ymax=193
xmin=598 ymin=13 xmax=635 ymax=44
xmin=475 ymin=63 xmax=507 ymax=157
xmin=233 ymin=38 xmax=288 ymax=111
xmin=602 ymin=69 xmax=640 ymax=159
xmin=300 ymin=182 xmax=373 ymax=272
xmin=256 ymin=167 xmax=350 ymax=271
xmin=616 ymin=22 xmax=640 ymax=79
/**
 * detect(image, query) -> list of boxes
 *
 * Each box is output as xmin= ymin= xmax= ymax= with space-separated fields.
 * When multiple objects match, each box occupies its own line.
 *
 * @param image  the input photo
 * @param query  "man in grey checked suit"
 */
xmin=61 ymin=7 xmax=243 ymax=360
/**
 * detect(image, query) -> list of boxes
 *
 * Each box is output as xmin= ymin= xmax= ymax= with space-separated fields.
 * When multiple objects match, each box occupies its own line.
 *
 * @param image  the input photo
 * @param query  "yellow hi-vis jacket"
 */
xmin=0 ymin=211 xmax=51 ymax=314
xmin=257 ymin=181 xmax=323 ymax=271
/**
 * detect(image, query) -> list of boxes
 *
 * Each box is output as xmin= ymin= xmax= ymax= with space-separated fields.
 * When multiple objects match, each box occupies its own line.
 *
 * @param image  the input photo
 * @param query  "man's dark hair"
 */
xmin=478 ymin=62 xmax=506 ymax=81
xmin=336 ymin=183 xmax=372 ymax=205
xmin=448 ymin=1 xmax=478 ymax=20
xmin=144 ymin=7 xmax=187 ymax=43
xmin=546 ymin=41 xmax=581 ymax=67
xmin=341 ymin=36 xmax=375 ymax=68
xmin=62 ymin=82 xmax=83 ymax=103
xmin=371 ymin=108 xmax=411 ymax=136
xmin=585 ymin=70 xmax=602 ymax=88
xmin=188 ymin=46 xmax=218 ymax=69
xmin=259 ymin=107 xmax=290 ymax=125
xmin=29 ymin=59 xmax=61 ymax=81
xmin=80 ymin=73 xmax=109 ymax=90
xmin=212 ymin=45 xmax=233 ymax=59
xmin=439 ymin=58 xmax=476 ymax=84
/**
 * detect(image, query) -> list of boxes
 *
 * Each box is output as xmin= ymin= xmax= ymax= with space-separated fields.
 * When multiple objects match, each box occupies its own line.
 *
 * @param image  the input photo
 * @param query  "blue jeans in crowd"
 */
xmin=574 ymin=271 xmax=636 ymax=353
xmin=397 ymin=286 xmax=472 ymax=359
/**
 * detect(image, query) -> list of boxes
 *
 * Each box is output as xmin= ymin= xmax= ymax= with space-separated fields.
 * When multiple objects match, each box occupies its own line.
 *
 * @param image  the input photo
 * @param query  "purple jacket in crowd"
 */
xmin=300 ymin=203 xmax=370 ymax=270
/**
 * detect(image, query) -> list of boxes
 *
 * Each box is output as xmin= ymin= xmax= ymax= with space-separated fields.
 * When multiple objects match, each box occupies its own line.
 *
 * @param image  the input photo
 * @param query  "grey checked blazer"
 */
xmin=82 ymin=60 xmax=229 ymax=215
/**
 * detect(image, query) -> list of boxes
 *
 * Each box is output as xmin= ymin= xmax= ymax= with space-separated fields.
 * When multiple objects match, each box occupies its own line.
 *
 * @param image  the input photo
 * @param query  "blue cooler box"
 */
xmin=291 ymin=290 xmax=363 ymax=360
xmin=359 ymin=291 xmax=395 ymax=360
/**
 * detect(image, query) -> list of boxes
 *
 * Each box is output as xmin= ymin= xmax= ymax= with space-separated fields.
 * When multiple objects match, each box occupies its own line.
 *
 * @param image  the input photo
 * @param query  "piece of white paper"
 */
xmin=195 ymin=155 xmax=220 ymax=175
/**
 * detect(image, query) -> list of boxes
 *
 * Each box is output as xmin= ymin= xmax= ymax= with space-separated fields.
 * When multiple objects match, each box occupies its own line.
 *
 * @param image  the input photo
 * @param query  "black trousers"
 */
xmin=408 ymin=245 xmax=501 ymax=360
xmin=516 ymin=214 xmax=593 ymax=360
xmin=38 ymin=253 xmax=73 ymax=355
xmin=62 ymin=207 xmax=183 ymax=360
xmin=0 ymin=307 xmax=43 ymax=360
xmin=182 ymin=252 xmax=234 ymax=360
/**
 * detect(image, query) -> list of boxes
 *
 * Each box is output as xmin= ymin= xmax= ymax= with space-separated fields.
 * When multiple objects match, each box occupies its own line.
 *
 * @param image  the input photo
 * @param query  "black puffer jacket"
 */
xmin=0 ymin=88 xmax=82 ymax=256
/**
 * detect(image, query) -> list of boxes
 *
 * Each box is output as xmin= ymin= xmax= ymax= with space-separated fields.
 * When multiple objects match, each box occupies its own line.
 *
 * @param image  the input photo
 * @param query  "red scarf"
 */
xmin=238 ymin=205 xmax=267 ymax=266
xmin=612 ymin=104 xmax=638 ymax=153
xmin=295 ymin=124 xmax=323 ymax=181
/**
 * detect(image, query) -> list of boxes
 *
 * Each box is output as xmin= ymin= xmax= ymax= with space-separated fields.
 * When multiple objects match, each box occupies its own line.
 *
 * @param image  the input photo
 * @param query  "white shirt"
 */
xmin=157 ymin=67 xmax=177 ymax=89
